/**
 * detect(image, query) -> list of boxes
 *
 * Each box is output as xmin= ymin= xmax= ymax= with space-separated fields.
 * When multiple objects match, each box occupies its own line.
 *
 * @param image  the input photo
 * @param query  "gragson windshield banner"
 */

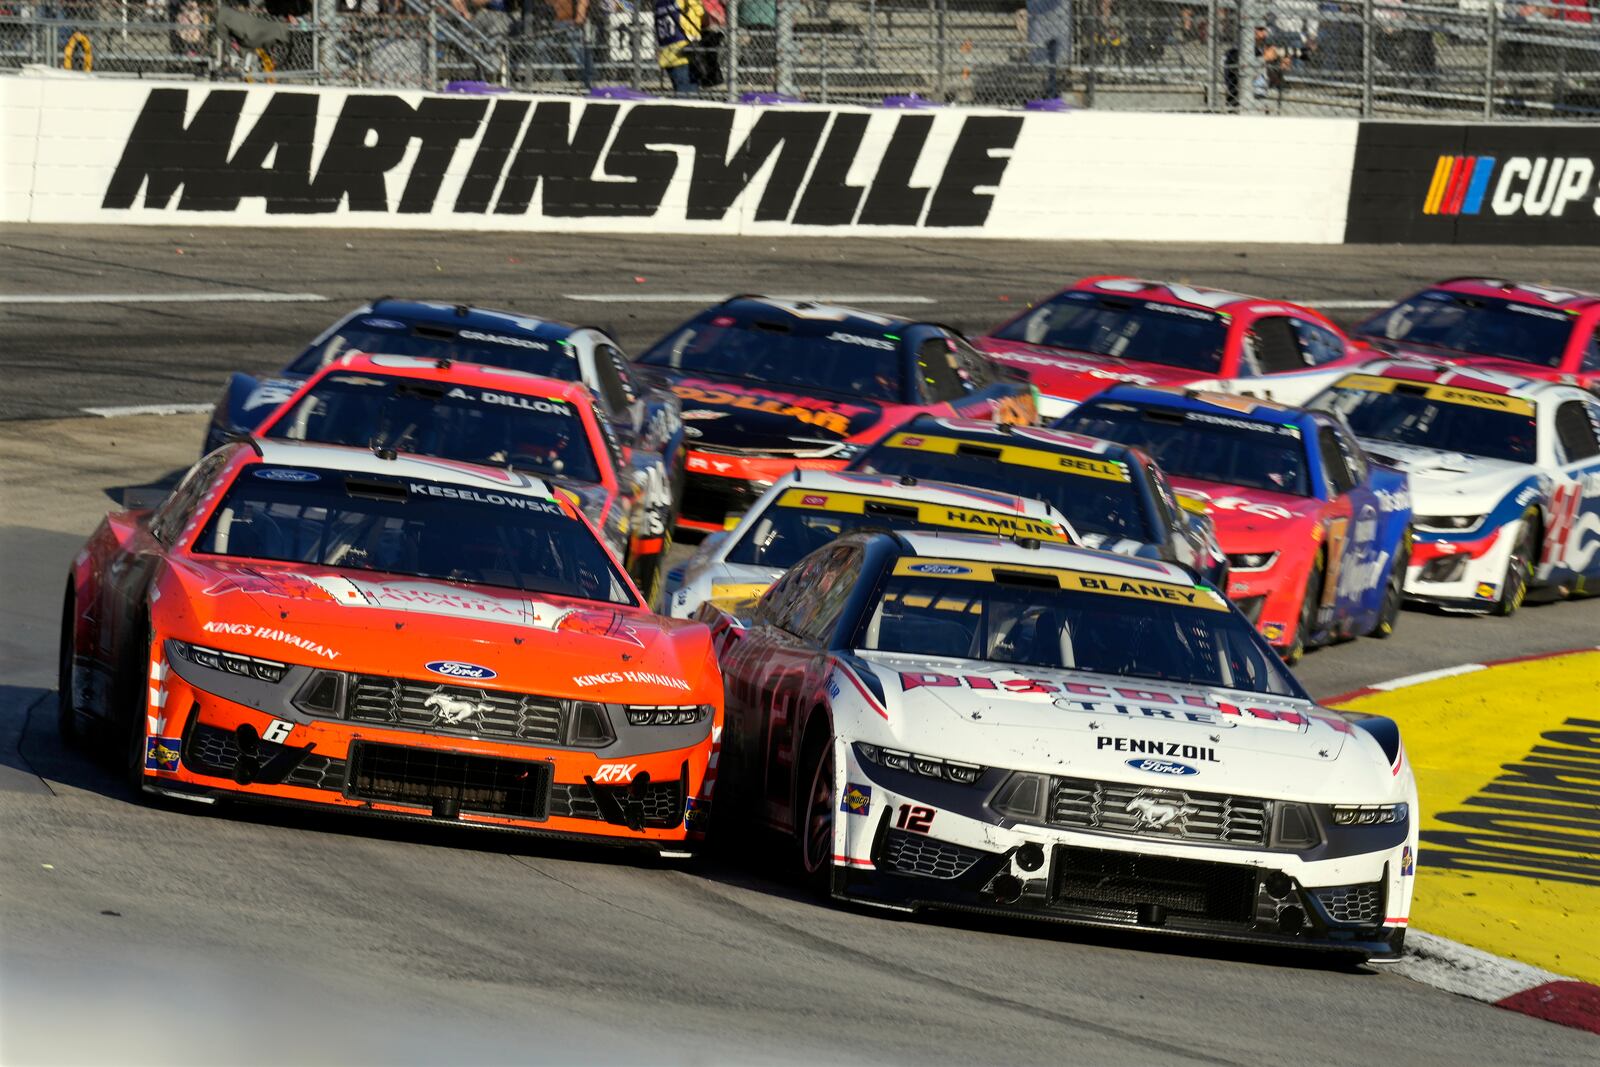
xmin=1345 ymin=122 xmax=1600 ymax=245
xmin=96 ymin=86 xmax=1021 ymax=233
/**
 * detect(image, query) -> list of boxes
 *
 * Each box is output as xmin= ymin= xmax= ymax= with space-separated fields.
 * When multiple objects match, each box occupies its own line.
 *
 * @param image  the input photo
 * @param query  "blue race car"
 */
xmin=1060 ymin=386 xmax=1414 ymax=661
xmin=201 ymin=300 xmax=680 ymax=470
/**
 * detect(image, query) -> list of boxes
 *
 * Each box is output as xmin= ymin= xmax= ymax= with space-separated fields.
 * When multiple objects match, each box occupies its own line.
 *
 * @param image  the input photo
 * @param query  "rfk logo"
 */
xmin=593 ymin=763 xmax=637 ymax=784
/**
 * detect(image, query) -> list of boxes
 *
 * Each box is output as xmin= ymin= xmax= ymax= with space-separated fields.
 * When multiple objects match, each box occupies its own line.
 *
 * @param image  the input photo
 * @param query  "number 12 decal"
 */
xmin=895 ymin=804 xmax=935 ymax=833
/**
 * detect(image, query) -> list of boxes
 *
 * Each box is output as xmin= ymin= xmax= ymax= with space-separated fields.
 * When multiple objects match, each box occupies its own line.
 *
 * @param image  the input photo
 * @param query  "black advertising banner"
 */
xmin=1346 ymin=122 xmax=1600 ymax=245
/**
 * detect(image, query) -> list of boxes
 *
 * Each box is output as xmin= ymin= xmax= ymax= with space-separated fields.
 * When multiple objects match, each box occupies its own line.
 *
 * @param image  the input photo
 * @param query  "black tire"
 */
xmin=1368 ymin=531 xmax=1410 ymax=639
xmin=795 ymin=728 xmax=835 ymax=895
xmin=57 ymin=582 xmax=86 ymax=748
xmin=1492 ymin=515 xmax=1536 ymax=618
xmin=118 ymin=628 xmax=155 ymax=799
xmin=1284 ymin=554 xmax=1325 ymax=666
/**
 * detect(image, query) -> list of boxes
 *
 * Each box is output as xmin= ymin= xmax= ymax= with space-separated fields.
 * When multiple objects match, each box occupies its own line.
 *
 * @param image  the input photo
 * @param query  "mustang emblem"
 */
xmin=1125 ymin=793 xmax=1199 ymax=830
xmin=424 ymin=692 xmax=493 ymax=726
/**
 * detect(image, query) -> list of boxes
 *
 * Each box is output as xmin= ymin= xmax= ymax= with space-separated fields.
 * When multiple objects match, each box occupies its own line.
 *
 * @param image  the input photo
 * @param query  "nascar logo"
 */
xmin=1423 ymin=154 xmax=1597 ymax=218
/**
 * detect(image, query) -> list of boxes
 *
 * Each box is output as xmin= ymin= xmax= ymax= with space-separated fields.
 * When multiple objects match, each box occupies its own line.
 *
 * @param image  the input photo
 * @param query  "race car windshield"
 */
xmin=861 ymin=574 xmax=1300 ymax=697
xmin=1353 ymin=290 xmax=1573 ymax=368
xmin=853 ymin=449 xmax=1152 ymax=542
xmin=1312 ymin=385 xmax=1537 ymax=464
xmin=1066 ymin=404 xmax=1311 ymax=496
xmin=991 ymin=292 xmax=1227 ymax=372
xmin=262 ymin=375 xmax=602 ymax=484
xmin=288 ymin=322 xmax=578 ymax=380
xmin=637 ymin=315 xmax=905 ymax=403
xmin=193 ymin=468 xmax=635 ymax=605
xmin=725 ymin=499 xmax=1037 ymax=568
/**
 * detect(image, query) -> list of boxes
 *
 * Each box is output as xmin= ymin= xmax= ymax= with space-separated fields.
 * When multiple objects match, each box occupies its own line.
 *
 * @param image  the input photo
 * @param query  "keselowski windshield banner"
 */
xmin=1345 ymin=122 xmax=1600 ymax=245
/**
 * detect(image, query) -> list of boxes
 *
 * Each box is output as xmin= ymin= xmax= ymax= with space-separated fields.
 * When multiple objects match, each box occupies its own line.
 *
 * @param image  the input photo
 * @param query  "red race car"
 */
xmin=254 ymin=353 xmax=681 ymax=598
xmin=977 ymin=276 xmax=1371 ymax=421
xmin=1350 ymin=277 xmax=1600 ymax=392
xmin=60 ymin=439 xmax=722 ymax=852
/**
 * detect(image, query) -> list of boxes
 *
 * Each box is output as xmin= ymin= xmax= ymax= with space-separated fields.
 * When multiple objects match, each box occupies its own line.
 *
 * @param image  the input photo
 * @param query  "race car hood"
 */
xmin=681 ymin=560 xmax=786 ymax=618
xmin=547 ymin=477 xmax=614 ymax=527
xmin=164 ymin=557 xmax=714 ymax=704
xmin=1353 ymin=340 xmax=1563 ymax=381
xmin=652 ymin=373 xmax=895 ymax=452
xmin=849 ymin=654 xmax=1364 ymax=796
xmin=976 ymin=339 xmax=1195 ymax=402
xmin=1355 ymin=441 xmax=1529 ymax=513
xmin=1166 ymin=478 xmax=1322 ymax=553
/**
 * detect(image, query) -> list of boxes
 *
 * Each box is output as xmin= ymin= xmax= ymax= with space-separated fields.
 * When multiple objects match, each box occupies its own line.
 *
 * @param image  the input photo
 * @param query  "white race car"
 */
xmin=703 ymin=530 xmax=1417 ymax=961
xmin=1310 ymin=359 xmax=1600 ymax=614
xmin=663 ymin=469 xmax=1076 ymax=618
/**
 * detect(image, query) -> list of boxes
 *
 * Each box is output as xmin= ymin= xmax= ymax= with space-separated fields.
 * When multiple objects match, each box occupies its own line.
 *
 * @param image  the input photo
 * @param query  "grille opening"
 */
xmin=347 ymin=742 xmax=552 ymax=820
xmin=1044 ymin=777 xmax=1271 ymax=848
xmin=1313 ymin=882 xmax=1384 ymax=926
xmin=345 ymin=674 xmax=572 ymax=745
xmin=1052 ymin=846 xmax=1256 ymax=923
xmin=880 ymin=831 xmax=987 ymax=880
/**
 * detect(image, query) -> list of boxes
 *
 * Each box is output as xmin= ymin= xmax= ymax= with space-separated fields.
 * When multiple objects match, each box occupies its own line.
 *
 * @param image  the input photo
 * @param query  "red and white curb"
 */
xmin=1322 ymin=646 xmax=1600 ymax=1034
xmin=1393 ymin=932 xmax=1600 ymax=1035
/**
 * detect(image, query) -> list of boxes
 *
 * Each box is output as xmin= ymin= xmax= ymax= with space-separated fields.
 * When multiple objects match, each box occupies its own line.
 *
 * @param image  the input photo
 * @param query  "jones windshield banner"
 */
xmin=1345 ymin=122 xmax=1600 ymax=245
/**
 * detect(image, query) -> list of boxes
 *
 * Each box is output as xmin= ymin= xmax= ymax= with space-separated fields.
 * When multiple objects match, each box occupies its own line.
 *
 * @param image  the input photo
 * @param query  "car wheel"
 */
xmin=1493 ymin=516 xmax=1536 ymax=618
xmin=796 ymin=731 xmax=835 ymax=894
xmin=1284 ymin=554 xmax=1324 ymax=665
xmin=1369 ymin=531 xmax=1410 ymax=639
xmin=57 ymin=582 xmax=86 ymax=748
xmin=119 ymin=629 xmax=156 ymax=799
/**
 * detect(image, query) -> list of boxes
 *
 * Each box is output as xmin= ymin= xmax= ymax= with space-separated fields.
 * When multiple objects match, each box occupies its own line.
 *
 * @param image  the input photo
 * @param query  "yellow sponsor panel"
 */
xmin=881 ymin=432 xmax=1130 ymax=483
xmin=707 ymin=582 xmax=774 ymax=612
xmin=775 ymin=488 xmax=1070 ymax=542
xmin=889 ymin=558 xmax=1228 ymax=611
xmin=1334 ymin=651 xmax=1600 ymax=983
xmin=1334 ymin=373 xmax=1536 ymax=416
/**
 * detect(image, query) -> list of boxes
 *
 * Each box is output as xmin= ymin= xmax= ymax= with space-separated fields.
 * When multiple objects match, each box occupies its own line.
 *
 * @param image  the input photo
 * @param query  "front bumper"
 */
xmin=1404 ymin=525 xmax=1509 ymax=611
xmin=1227 ymin=560 xmax=1306 ymax=650
xmin=832 ymin=744 xmax=1413 ymax=960
xmin=145 ymin=654 xmax=713 ymax=848
xmin=680 ymin=451 xmax=848 ymax=531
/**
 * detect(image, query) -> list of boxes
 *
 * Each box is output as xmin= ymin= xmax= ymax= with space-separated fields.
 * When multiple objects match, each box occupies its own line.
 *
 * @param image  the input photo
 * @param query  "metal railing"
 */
xmin=3 ymin=0 xmax=1596 ymax=118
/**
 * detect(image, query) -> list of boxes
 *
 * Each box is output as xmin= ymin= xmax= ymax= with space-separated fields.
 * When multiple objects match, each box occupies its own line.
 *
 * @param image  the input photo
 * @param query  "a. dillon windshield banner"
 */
xmin=1346 ymin=122 xmax=1600 ymax=245
xmin=1 ymin=75 xmax=1361 ymax=241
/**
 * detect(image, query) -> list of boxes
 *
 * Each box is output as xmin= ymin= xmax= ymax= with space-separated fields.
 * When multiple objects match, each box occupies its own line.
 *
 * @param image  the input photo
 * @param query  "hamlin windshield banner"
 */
xmin=1345 ymin=122 xmax=1600 ymax=245
xmin=1 ymin=75 xmax=1359 ymax=241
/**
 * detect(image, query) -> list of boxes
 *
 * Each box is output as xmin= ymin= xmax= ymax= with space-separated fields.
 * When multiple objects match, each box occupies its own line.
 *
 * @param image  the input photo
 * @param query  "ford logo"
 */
xmin=908 ymin=563 xmax=971 ymax=575
xmin=254 ymin=468 xmax=320 ymax=482
xmin=1127 ymin=758 xmax=1198 ymax=777
xmin=426 ymin=660 xmax=497 ymax=680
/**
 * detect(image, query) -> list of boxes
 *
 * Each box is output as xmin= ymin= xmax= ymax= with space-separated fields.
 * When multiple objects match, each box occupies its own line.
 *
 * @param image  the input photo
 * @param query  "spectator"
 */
xmin=531 ymin=0 xmax=595 ymax=88
xmin=1022 ymin=0 xmax=1072 ymax=96
xmin=655 ymin=0 xmax=703 ymax=95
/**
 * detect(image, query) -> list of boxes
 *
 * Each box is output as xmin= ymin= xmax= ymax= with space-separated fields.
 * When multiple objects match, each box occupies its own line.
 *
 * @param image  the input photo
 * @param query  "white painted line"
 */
xmin=1368 ymin=663 xmax=1487 ymax=691
xmin=563 ymin=293 xmax=937 ymax=304
xmin=1292 ymin=299 xmax=1391 ymax=310
xmin=81 ymin=403 xmax=215 ymax=418
xmin=0 ymin=291 xmax=328 ymax=305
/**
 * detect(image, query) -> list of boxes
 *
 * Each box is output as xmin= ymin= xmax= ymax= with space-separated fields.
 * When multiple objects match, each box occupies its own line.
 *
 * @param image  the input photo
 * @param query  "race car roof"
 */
xmin=777 ymin=468 xmax=1069 ymax=522
xmin=1083 ymin=384 xmax=1313 ymax=429
xmin=1073 ymin=276 xmax=1280 ymax=314
xmin=880 ymin=414 xmax=1130 ymax=460
xmin=248 ymin=438 xmax=562 ymax=500
xmin=1429 ymin=277 xmax=1600 ymax=311
xmin=322 ymin=352 xmax=595 ymax=405
xmin=363 ymin=299 xmax=584 ymax=343
xmin=891 ymin=529 xmax=1201 ymax=586
xmin=1339 ymin=358 xmax=1571 ymax=405
xmin=712 ymin=295 xmax=918 ymax=331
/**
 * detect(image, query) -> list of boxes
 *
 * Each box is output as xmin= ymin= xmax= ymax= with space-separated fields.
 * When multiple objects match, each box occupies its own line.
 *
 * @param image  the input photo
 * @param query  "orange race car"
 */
xmin=58 ymin=438 xmax=722 ymax=853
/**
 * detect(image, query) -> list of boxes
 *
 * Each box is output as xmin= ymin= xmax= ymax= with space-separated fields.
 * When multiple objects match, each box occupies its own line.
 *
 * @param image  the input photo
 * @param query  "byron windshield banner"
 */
xmin=1345 ymin=122 xmax=1600 ymax=245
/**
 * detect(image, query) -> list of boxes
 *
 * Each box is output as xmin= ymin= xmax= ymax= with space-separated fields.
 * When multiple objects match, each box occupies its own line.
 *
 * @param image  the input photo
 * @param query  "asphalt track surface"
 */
xmin=2 ymin=227 xmax=1598 ymax=1064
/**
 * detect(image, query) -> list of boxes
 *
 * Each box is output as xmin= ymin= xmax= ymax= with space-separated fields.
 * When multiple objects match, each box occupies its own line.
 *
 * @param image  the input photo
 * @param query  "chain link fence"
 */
xmin=2 ymin=0 xmax=1596 ymax=116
